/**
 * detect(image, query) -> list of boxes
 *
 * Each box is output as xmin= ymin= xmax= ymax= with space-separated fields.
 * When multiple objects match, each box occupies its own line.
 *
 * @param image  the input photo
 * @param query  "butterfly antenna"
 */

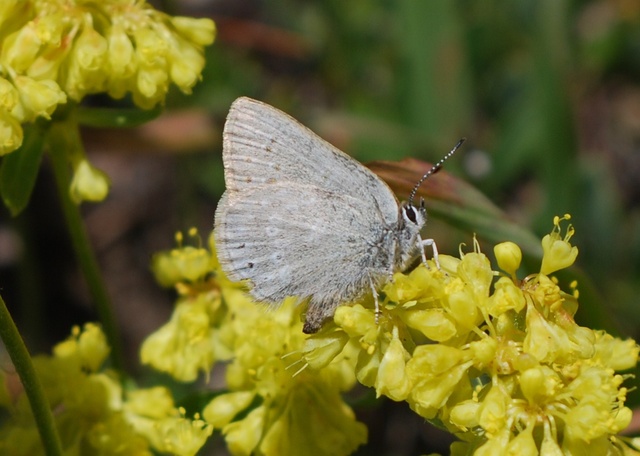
xmin=408 ymin=138 xmax=466 ymax=206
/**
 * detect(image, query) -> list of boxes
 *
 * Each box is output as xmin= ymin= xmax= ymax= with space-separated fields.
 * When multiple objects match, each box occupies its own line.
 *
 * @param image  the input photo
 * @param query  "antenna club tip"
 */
xmin=408 ymin=138 xmax=466 ymax=204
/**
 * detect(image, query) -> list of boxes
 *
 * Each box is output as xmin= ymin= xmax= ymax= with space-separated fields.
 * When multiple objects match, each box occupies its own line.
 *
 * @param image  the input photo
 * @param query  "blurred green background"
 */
xmin=2 ymin=0 xmax=640 ymax=454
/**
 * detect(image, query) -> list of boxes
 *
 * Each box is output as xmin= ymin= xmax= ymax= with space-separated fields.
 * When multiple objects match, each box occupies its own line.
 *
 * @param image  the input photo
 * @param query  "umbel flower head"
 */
xmin=0 ymin=0 xmax=215 ymax=154
xmin=0 ymin=323 xmax=213 ymax=456
xmin=144 ymin=229 xmax=367 ymax=456
xmin=303 ymin=215 xmax=639 ymax=455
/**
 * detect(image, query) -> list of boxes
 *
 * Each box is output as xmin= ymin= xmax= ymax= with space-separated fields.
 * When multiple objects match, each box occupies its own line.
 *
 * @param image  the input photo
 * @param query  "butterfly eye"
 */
xmin=405 ymin=206 xmax=417 ymax=223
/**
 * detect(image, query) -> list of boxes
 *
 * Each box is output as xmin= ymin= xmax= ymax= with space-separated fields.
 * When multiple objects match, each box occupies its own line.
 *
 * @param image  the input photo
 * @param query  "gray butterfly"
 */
xmin=214 ymin=97 xmax=461 ymax=333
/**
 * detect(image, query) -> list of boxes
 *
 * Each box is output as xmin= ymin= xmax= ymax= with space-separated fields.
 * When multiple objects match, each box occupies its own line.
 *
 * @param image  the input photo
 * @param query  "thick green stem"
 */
xmin=47 ymin=119 xmax=125 ymax=371
xmin=0 ymin=293 xmax=63 ymax=456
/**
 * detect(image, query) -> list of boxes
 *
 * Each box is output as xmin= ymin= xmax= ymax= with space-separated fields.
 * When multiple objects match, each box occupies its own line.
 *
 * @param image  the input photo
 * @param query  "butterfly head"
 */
xmin=396 ymin=139 xmax=465 ymax=270
xmin=401 ymin=199 xmax=426 ymax=229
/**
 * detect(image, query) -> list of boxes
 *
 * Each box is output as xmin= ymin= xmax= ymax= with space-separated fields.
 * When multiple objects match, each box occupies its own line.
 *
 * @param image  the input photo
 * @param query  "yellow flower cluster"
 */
xmin=145 ymin=230 xmax=367 ymax=455
xmin=27 ymin=217 xmax=632 ymax=456
xmin=142 ymin=229 xmax=228 ymax=381
xmin=303 ymin=215 xmax=639 ymax=455
xmin=0 ymin=323 xmax=212 ymax=456
xmin=0 ymin=0 xmax=215 ymax=154
xmin=202 ymin=293 xmax=366 ymax=456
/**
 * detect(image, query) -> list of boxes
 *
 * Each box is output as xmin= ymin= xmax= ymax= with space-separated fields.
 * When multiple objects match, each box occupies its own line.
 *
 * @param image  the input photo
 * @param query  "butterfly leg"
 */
xmin=369 ymin=276 xmax=381 ymax=324
xmin=418 ymin=235 xmax=441 ymax=270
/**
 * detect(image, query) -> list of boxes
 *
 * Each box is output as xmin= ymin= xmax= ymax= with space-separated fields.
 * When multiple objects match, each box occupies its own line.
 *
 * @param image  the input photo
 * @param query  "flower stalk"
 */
xmin=47 ymin=119 xmax=124 ymax=371
xmin=0 ymin=292 xmax=63 ymax=456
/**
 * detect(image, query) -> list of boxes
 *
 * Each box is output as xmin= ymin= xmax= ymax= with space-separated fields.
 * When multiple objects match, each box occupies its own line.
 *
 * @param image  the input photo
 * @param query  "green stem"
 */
xmin=0 ymin=293 xmax=63 ymax=456
xmin=47 ymin=120 xmax=125 ymax=372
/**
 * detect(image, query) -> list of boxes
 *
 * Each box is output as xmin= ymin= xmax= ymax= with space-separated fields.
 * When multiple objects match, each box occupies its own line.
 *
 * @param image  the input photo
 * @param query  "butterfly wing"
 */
xmin=222 ymin=97 xmax=399 ymax=226
xmin=214 ymin=183 xmax=396 ymax=329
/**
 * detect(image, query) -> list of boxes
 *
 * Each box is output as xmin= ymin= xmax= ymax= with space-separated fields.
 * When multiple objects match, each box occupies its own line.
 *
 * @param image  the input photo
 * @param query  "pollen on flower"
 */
xmin=570 ymin=279 xmax=580 ymax=298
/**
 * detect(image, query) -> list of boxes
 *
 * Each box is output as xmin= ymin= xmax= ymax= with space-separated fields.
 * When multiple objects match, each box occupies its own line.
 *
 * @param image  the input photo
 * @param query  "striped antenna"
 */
xmin=408 ymin=138 xmax=466 ymax=206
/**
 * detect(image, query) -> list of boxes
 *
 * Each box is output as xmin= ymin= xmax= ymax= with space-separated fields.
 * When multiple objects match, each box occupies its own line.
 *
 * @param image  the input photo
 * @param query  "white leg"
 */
xmin=417 ymin=234 xmax=428 ymax=265
xmin=419 ymin=235 xmax=441 ymax=270
xmin=369 ymin=277 xmax=381 ymax=324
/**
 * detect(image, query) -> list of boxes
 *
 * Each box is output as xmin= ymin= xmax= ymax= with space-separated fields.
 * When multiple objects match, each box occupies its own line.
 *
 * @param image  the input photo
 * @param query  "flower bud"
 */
xmin=69 ymin=159 xmax=110 ymax=203
xmin=494 ymin=241 xmax=522 ymax=276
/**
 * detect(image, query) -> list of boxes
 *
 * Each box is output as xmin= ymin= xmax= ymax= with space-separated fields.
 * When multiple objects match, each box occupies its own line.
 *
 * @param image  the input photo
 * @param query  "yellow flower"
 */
xmin=505 ymin=425 xmax=537 ymax=455
xmin=0 ymin=107 xmax=23 ymax=155
xmin=302 ymin=327 xmax=351 ymax=370
xmin=474 ymin=428 xmax=511 ymax=455
xmin=0 ymin=77 xmax=26 ymax=154
xmin=0 ymin=77 xmax=20 ymax=112
xmin=400 ymin=306 xmax=458 ymax=341
xmin=0 ymin=1 xmax=26 ymax=30
xmin=592 ymin=331 xmax=639 ymax=371
xmin=140 ymin=293 xmax=222 ymax=382
xmin=12 ymin=75 xmax=66 ymax=121
xmin=151 ymin=245 xmax=212 ymax=286
xmin=256 ymin=382 xmax=366 ymax=456
xmin=408 ymin=349 xmax=473 ymax=419
xmin=1 ymin=17 xmax=41 ymax=74
xmin=53 ymin=322 xmax=110 ymax=373
xmin=494 ymin=241 xmax=522 ymax=277
xmin=222 ymin=406 xmax=266 ymax=455
xmin=486 ymin=276 xmax=526 ymax=315
xmin=151 ymin=411 xmax=213 ymax=456
xmin=171 ymin=16 xmax=217 ymax=46
xmin=63 ymin=25 xmax=109 ymax=100
xmin=106 ymin=23 xmax=136 ymax=81
xmin=123 ymin=388 xmax=213 ymax=456
xmin=540 ymin=214 xmax=579 ymax=275
xmin=69 ymin=158 xmax=111 ymax=204
xmin=374 ymin=328 xmax=412 ymax=401
xmin=202 ymin=391 xmax=256 ymax=429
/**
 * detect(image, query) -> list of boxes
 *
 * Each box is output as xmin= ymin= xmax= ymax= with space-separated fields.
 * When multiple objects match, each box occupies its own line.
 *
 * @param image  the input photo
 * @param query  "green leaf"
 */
xmin=0 ymin=124 xmax=46 ymax=216
xmin=76 ymin=105 xmax=163 ymax=128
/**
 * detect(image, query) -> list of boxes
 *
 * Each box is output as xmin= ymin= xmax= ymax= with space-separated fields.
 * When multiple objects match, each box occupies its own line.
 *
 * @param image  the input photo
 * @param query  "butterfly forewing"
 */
xmin=222 ymin=97 xmax=399 ymax=225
